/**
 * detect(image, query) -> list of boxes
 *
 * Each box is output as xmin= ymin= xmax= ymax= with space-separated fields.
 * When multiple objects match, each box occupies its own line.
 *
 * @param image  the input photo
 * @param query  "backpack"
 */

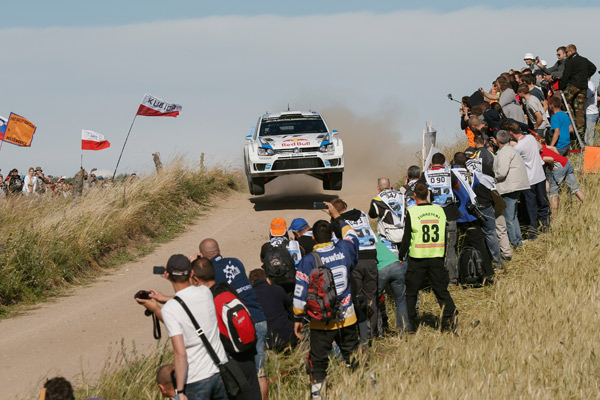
xmin=458 ymin=246 xmax=485 ymax=285
xmin=262 ymin=242 xmax=296 ymax=286
xmin=212 ymin=283 xmax=257 ymax=353
xmin=305 ymin=253 xmax=342 ymax=324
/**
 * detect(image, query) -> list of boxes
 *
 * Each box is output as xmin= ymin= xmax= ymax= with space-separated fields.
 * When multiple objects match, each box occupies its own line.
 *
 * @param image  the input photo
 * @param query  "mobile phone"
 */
xmin=313 ymin=202 xmax=327 ymax=209
xmin=153 ymin=266 xmax=166 ymax=275
xmin=134 ymin=290 xmax=151 ymax=300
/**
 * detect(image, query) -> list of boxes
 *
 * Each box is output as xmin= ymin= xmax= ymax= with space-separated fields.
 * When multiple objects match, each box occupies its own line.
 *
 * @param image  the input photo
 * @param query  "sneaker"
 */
xmin=311 ymin=382 xmax=324 ymax=400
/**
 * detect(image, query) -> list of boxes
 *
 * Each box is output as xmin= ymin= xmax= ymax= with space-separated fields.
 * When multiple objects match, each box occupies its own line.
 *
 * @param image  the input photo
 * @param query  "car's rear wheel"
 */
xmin=251 ymin=178 xmax=265 ymax=195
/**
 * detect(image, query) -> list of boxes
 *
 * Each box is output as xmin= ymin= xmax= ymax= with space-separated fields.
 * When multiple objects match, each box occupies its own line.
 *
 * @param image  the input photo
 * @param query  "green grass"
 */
xmin=0 ymin=161 xmax=239 ymax=316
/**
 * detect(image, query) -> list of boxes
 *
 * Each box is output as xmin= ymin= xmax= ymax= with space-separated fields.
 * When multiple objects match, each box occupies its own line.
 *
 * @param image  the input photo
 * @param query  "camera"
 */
xmin=134 ymin=290 xmax=151 ymax=300
xmin=467 ymin=203 xmax=487 ymax=223
xmin=313 ymin=202 xmax=327 ymax=209
xmin=153 ymin=266 xmax=166 ymax=275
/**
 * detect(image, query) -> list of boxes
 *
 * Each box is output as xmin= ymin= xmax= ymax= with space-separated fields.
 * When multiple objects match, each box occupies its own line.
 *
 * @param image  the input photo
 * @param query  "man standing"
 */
xmin=548 ymin=96 xmax=573 ymax=156
xmin=138 ymin=254 xmax=228 ymax=400
xmin=369 ymin=177 xmax=405 ymax=249
xmin=420 ymin=153 xmax=461 ymax=285
xmin=585 ymin=78 xmax=599 ymax=145
xmin=536 ymin=46 xmax=567 ymax=80
xmin=332 ymin=199 xmax=378 ymax=344
xmin=493 ymin=130 xmax=530 ymax=249
xmin=559 ymin=44 xmax=597 ymax=139
xmin=199 ymin=239 xmax=268 ymax=400
xmin=517 ymin=84 xmax=550 ymax=137
xmin=397 ymin=182 xmax=458 ymax=332
xmin=508 ymin=123 xmax=550 ymax=239
xmin=401 ymin=165 xmax=421 ymax=209
xmin=293 ymin=202 xmax=360 ymax=399
xmin=289 ymin=218 xmax=316 ymax=254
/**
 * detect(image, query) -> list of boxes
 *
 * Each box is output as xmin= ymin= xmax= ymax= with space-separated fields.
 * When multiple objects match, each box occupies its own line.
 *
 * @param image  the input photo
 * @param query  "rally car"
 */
xmin=244 ymin=111 xmax=344 ymax=195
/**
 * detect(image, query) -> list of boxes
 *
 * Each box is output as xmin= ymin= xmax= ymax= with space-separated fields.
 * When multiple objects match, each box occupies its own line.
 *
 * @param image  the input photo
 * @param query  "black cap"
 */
xmin=166 ymin=254 xmax=191 ymax=276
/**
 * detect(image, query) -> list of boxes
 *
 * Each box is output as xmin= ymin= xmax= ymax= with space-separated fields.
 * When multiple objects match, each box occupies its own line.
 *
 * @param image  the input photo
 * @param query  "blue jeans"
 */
xmin=480 ymin=206 xmax=502 ymax=265
xmin=548 ymin=160 xmax=580 ymax=197
xmin=585 ymin=113 xmax=599 ymax=145
xmin=254 ymin=320 xmax=267 ymax=377
xmin=377 ymin=261 xmax=410 ymax=332
xmin=186 ymin=372 xmax=227 ymax=400
xmin=502 ymin=191 xmax=522 ymax=247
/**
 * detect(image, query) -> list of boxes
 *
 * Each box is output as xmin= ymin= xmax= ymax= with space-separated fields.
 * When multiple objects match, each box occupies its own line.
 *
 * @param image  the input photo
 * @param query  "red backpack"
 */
xmin=212 ymin=283 xmax=257 ymax=353
xmin=306 ymin=253 xmax=342 ymax=324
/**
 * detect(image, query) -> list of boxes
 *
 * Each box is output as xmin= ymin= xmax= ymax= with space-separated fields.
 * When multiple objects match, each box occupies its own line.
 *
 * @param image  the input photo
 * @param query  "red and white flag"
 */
xmin=82 ymin=129 xmax=111 ymax=151
xmin=136 ymin=94 xmax=182 ymax=117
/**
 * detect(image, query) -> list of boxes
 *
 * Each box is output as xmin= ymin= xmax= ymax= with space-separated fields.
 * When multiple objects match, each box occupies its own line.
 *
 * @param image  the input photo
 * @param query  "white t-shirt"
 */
xmin=162 ymin=285 xmax=227 ymax=384
xmin=586 ymin=80 xmax=598 ymax=115
xmin=514 ymin=135 xmax=546 ymax=185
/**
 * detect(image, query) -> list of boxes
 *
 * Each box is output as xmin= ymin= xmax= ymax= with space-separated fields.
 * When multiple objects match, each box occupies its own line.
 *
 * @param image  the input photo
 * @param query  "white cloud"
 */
xmin=0 ymin=7 xmax=598 ymax=176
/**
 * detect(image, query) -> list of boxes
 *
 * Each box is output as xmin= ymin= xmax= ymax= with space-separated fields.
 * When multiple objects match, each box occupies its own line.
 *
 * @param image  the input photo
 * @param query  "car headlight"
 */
xmin=319 ymin=144 xmax=335 ymax=153
xmin=257 ymin=147 xmax=274 ymax=156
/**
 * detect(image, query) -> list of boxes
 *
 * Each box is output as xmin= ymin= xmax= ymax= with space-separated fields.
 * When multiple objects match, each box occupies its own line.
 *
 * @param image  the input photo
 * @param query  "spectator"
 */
xmin=191 ymin=257 xmax=262 ymax=400
xmin=267 ymin=217 xmax=303 ymax=265
xmin=493 ymin=130 xmax=530 ymax=248
xmin=517 ymin=84 xmax=550 ymax=137
xmin=34 ymin=166 xmax=48 ymax=195
xmin=401 ymin=165 xmax=421 ymax=209
xmin=480 ymin=77 xmax=527 ymax=124
xmin=523 ymin=53 xmax=540 ymax=74
xmin=155 ymin=365 xmax=176 ymax=399
xmin=451 ymin=152 xmax=495 ymax=279
xmin=465 ymin=140 xmax=505 ymax=268
xmin=520 ymin=74 xmax=548 ymax=111
xmin=292 ymin=202 xmax=360 ymax=399
xmin=288 ymin=218 xmax=315 ymax=254
xmin=23 ymin=167 xmax=37 ymax=196
xmin=375 ymin=239 xmax=410 ymax=334
xmin=420 ymin=153 xmax=461 ymax=285
xmin=560 ymin=44 xmax=597 ymax=139
xmin=540 ymin=144 xmax=585 ymax=213
xmin=536 ymin=46 xmax=567 ymax=79
xmin=249 ymin=268 xmax=298 ymax=351
xmin=397 ymin=182 xmax=458 ymax=332
xmin=585 ymin=77 xmax=599 ymax=145
xmin=136 ymin=254 xmax=228 ymax=400
xmin=548 ymin=96 xmax=573 ymax=156
xmin=199 ymin=238 xmax=268 ymax=399
xmin=41 ymin=376 xmax=75 ymax=400
xmin=369 ymin=177 xmax=405 ymax=250
xmin=508 ymin=122 xmax=550 ymax=239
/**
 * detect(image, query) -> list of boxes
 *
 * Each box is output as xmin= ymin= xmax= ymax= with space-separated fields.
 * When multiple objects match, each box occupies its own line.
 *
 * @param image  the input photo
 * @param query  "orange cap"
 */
xmin=270 ymin=218 xmax=287 ymax=236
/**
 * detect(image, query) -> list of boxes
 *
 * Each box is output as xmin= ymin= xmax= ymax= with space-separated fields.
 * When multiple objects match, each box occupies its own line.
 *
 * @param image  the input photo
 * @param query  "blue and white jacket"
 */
xmin=293 ymin=220 xmax=359 ymax=330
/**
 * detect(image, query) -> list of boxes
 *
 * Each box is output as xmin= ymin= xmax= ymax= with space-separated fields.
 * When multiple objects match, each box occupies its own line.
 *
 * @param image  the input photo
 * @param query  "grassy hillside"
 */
xmin=0 ymin=161 xmax=239 ymax=316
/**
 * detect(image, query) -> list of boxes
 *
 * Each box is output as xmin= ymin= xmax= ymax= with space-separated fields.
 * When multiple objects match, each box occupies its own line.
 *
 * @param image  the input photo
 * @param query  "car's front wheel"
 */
xmin=328 ymin=172 xmax=343 ymax=191
xmin=251 ymin=178 xmax=265 ymax=195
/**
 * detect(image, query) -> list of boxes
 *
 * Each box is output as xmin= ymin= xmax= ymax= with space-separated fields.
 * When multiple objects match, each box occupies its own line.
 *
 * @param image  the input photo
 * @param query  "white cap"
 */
xmin=540 ymin=59 xmax=547 ymax=66
xmin=524 ymin=53 xmax=535 ymax=60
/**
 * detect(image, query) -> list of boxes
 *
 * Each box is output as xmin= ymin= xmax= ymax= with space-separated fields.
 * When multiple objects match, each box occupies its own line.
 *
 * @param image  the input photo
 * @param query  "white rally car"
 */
xmin=244 ymin=111 xmax=344 ymax=195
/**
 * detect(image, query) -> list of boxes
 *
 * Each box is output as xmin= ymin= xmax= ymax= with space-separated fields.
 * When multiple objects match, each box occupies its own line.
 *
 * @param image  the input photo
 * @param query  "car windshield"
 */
xmin=259 ymin=117 xmax=327 ymax=136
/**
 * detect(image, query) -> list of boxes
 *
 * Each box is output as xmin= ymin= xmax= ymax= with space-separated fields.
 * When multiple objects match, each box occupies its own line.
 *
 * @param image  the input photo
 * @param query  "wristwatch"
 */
xmin=175 ymin=387 xmax=186 ymax=396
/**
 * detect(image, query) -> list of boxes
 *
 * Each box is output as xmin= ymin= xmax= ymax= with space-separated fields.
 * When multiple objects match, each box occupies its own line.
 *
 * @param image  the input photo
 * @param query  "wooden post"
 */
xmin=152 ymin=152 xmax=163 ymax=173
xmin=200 ymin=152 xmax=205 ymax=173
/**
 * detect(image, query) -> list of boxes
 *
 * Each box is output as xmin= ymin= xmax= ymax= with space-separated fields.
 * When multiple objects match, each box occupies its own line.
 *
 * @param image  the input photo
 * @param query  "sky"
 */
xmin=1 ymin=1 xmax=599 ymax=176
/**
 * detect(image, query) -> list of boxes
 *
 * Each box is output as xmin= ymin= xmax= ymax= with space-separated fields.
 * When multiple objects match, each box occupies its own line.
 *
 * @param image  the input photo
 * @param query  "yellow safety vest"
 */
xmin=408 ymin=204 xmax=447 ymax=258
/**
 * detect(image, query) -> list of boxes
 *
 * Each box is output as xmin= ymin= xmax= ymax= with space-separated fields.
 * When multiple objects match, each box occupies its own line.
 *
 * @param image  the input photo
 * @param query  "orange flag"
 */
xmin=4 ymin=113 xmax=37 ymax=147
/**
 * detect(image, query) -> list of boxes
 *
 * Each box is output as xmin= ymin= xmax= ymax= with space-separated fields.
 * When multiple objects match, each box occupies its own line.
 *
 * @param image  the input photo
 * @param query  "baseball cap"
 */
xmin=524 ymin=53 xmax=535 ymax=60
xmin=464 ymin=147 xmax=477 ymax=158
xmin=270 ymin=218 xmax=287 ymax=236
xmin=289 ymin=218 xmax=309 ymax=232
xmin=540 ymin=59 xmax=547 ymax=67
xmin=166 ymin=254 xmax=191 ymax=276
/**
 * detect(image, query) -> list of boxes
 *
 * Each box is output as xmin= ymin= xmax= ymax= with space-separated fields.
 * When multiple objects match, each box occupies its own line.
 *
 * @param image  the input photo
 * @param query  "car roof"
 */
xmin=261 ymin=111 xmax=322 ymax=120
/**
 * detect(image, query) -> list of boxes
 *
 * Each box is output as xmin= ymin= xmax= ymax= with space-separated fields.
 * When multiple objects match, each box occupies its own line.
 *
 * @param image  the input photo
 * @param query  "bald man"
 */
xmin=156 ymin=365 xmax=176 ymax=398
xmin=199 ymin=238 xmax=268 ymax=399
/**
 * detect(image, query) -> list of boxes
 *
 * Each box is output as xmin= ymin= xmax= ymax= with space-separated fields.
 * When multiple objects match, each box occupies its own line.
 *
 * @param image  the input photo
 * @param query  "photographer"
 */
xmin=136 ymin=254 xmax=228 ymax=400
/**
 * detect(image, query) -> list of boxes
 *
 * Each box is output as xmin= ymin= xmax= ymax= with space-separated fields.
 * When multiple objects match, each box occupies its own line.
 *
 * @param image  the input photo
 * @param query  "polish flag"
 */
xmin=82 ymin=130 xmax=111 ymax=151
xmin=136 ymin=94 xmax=182 ymax=117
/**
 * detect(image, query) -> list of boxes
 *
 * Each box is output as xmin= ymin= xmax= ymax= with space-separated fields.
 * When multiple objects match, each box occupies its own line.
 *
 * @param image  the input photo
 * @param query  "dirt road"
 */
xmin=0 ymin=175 xmax=375 ymax=399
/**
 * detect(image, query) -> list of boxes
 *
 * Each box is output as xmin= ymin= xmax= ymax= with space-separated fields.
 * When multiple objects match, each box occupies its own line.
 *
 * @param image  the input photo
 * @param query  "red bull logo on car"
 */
xmin=281 ymin=138 xmax=311 ymax=147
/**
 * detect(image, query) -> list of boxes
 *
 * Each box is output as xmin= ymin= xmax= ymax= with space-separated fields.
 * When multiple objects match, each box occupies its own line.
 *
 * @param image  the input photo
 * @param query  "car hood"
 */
xmin=259 ymin=133 xmax=329 ymax=150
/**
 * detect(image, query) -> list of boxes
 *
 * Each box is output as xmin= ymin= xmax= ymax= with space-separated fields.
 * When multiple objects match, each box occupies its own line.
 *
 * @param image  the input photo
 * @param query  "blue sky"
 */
xmin=1 ymin=3 xmax=599 ymax=177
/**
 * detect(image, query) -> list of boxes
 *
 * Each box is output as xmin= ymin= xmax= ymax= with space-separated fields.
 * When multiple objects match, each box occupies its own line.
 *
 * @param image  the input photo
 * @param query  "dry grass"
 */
xmin=0 ymin=160 xmax=239 ymax=314
xmin=72 ymin=150 xmax=600 ymax=399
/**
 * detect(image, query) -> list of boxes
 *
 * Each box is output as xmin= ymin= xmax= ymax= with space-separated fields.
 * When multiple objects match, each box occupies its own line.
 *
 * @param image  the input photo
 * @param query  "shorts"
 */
xmin=547 ymin=160 xmax=580 ymax=197
xmin=254 ymin=320 xmax=267 ymax=378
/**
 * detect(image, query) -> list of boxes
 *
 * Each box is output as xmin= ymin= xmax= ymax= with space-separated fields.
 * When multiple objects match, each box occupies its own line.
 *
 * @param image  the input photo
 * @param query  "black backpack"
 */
xmin=306 ymin=253 xmax=342 ymax=324
xmin=458 ymin=246 xmax=485 ymax=285
xmin=262 ymin=242 xmax=295 ymax=286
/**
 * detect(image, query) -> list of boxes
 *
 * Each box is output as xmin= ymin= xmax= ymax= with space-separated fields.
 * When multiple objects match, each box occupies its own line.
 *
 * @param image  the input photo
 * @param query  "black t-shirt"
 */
xmin=251 ymin=279 xmax=294 ymax=349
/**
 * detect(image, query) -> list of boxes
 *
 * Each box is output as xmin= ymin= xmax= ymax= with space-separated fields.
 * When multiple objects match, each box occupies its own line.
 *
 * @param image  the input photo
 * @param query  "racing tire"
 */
xmin=322 ymin=178 xmax=331 ymax=190
xmin=251 ymin=178 xmax=265 ymax=195
xmin=329 ymin=172 xmax=343 ymax=191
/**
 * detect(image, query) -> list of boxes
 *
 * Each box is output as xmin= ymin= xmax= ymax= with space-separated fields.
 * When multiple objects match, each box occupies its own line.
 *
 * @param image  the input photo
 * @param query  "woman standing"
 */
xmin=480 ymin=77 xmax=527 ymax=124
xmin=22 ymin=167 xmax=37 ymax=196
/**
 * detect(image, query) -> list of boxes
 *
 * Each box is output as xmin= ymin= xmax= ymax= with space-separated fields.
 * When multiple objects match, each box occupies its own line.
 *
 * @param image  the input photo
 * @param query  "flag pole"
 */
xmin=113 ymin=114 xmax=138 ymax=179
